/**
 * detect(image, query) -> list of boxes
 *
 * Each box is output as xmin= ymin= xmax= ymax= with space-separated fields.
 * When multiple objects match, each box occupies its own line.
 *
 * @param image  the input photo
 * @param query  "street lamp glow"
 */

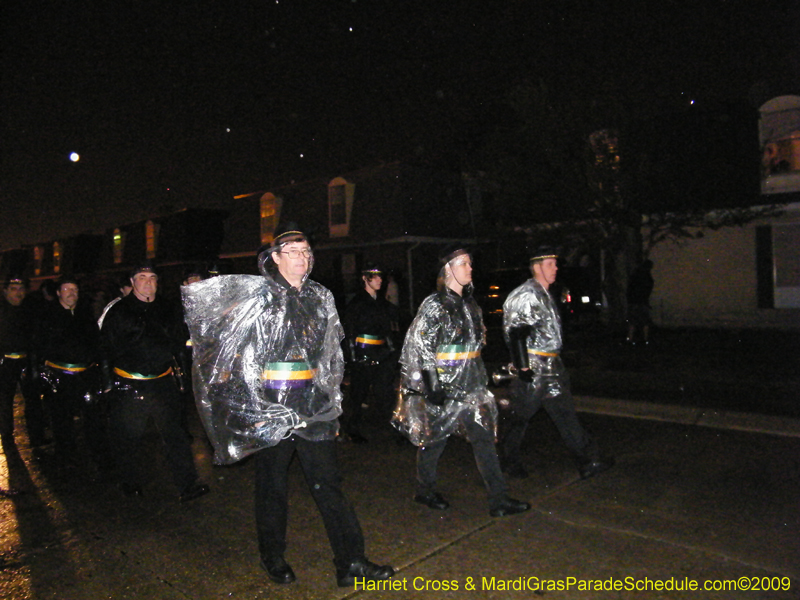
xmin=69 ymin=152 xmax=80 ymax=162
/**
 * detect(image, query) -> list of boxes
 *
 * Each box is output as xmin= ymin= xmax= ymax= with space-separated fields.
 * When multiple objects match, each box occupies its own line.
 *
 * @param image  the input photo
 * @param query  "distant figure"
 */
xmin=178 ymin=265 xmax=208 ymax=435
xmin=341 ymin=263 xmax=398 ymax=443
xmin=0 ymin=275 xmax=49 ymax=448
xmin=626 ymin=260 xmax=655 ymax=345
xmin=384 ymin=272 xmax=400 ymax=306
xmin=24 ymin=279 xmax=58 ymax=319
xmin=97 ymin=274 xmax=133 ymax=330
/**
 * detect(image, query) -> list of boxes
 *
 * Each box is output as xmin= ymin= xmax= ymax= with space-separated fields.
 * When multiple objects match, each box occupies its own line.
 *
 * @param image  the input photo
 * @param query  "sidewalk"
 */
xmin=485 ymin=325 xmax=800 ymax=419
xmin=2 ymin=393 xmax=798 ymax=599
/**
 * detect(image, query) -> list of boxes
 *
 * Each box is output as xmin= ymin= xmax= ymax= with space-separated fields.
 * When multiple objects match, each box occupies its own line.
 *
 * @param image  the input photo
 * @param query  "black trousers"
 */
xmin=416 ymin=411 xmax=508 ymax=508
xmin=42 ymin=367 xmax=109 ymax=465
xmin=503 ymin=374 xmax=597 ymax=466
xmin=343 ymin=360 xmax=396 ymax=432
xmin=0 ymin=357 xmax=47 ymax=444
xmin=109 ymin=375 xmax=199 ymax=492
xmin=254 ymin=437 xmax=365 ymax=569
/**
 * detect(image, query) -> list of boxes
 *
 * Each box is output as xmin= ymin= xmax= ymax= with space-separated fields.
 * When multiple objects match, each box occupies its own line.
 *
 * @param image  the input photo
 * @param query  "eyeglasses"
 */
xmin=280 ymin=249 xmax=312 ymax=259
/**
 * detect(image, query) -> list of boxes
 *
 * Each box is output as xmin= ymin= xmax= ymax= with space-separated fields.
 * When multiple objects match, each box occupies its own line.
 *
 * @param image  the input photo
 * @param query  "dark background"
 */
xmin=2 ymin=0 xmax=798 ymax=249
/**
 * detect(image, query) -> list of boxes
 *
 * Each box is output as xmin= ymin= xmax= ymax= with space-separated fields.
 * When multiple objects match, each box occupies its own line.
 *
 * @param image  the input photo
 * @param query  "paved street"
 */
xmin=2 ymin=386 xmax=798 ymax=599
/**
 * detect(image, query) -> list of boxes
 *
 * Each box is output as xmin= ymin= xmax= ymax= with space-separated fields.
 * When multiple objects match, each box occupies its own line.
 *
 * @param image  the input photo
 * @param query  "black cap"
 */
xmin=4 ymin=274 xmax=27 ymax=288
xmin=129 ymin=260 xmax=157 ymax=278
xmin=438 ymin=243 xmax=470 ymax=266
xmin=256 ymin=222 xmax=308 ymax=258
xmin=530 ymin=246 xmax=560 ymax=262
xmin=361 ymin=262 xmax=383 ymax=277
xmin=207 ymin=262 xmax=223 ymax=276
xmin=183 ymin=263 xmax=207 ymax=281
xmin=273 ymin=222 xmax=307 ymax=246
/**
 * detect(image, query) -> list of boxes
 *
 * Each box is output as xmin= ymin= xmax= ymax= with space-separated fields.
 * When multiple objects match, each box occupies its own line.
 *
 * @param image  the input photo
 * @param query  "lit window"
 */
xmin=146 ymin=220 xmax=160 ymax=259
xmin=113 ymin=228 xmax=126 ymax=264
xmin=260 ymin=193 xmax=283 ymax=245
xmin=53 ymin=241 xmax=62 ymax=274
xmin=33 ymin=246 xmax=43 ymax=276
xmin=757 ymin=223 xmax=800 ymax=309
xmin=328 ymin=177 xmax=355 ymax=238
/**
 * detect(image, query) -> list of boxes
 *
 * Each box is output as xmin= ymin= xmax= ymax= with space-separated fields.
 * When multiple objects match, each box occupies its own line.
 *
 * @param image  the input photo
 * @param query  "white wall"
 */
xmin=648 ymin=204 xmax=800 ymax=329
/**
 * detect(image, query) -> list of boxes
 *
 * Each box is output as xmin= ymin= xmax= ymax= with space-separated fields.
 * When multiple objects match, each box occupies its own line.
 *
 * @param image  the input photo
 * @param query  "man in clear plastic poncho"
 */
xmin=501 ymin=246 xmax=614 ymax=480
xmin=182 ymin=227 xmax=393 ymax=588
xmin=392 ymin=246 xmax=530 ymax=518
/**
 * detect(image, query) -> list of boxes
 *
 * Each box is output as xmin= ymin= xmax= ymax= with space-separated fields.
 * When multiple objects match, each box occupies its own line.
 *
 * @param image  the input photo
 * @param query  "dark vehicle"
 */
xmin=476 ymin=264 xmax=603 ymax=369
xmin=476 ymin=266 xmax=603 ymax=331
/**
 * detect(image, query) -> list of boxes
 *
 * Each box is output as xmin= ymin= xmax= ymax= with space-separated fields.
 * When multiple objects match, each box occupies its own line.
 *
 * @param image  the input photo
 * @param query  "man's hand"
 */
xmin=421 ymin=369 xmax=447 ymax=405
xmin=425 ymin=389 xmax=448 ymax=406
xmin=518 ymin=368 xmax=534 ymax=383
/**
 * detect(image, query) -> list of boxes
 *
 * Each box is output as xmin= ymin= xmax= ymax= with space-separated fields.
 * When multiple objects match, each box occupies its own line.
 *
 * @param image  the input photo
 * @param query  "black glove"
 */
xmin=517 ymin=368 xmax=534 ymax=383
xmin=425 ymin=389 xmax=447 ymax=406
xmin=343 ymin=338 xmax=355 ymax=363
xmin=508 ymin=326 xmax=532 ymax=371
xmin=421 ymin=369 xmax=447 ymax=406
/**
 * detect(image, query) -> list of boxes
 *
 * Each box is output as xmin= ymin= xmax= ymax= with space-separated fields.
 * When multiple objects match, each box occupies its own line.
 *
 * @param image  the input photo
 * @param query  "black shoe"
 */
xmin=579 ymin=457 xmax=615 ymax=480
xmin=120 ymin=483 xmax=144 ymax=498
xmin=179 ymin=482 xmax=210 ymax=502
xmin=336 ymin=558 xmax=394 ymax=587
xmin=489 ymin=497 xmax=531 ymax=517
xmin=502 ymin=461 xmax=529 ymax=479
xmin=414 ymin=491 xmax=449 ymax=510
xmin=260 ymin=555 xmax=296 ymax=584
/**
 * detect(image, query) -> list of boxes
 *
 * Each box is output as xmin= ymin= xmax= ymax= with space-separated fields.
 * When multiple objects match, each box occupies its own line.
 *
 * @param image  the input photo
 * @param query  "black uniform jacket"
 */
xmin=0 ymin=299 xmax=32 ymax=355
xmin=35 ymin=302 xmax=99 ymax=365
xmin=100 ymin=294 xmax=184 ymax=376
xmin=343 ymin=288 xmax=397 ymax=363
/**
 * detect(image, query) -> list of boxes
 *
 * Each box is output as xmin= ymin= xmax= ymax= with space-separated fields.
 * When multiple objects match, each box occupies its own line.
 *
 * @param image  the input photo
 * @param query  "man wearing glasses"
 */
xmin=183 ymin=226 xmax=393 ymax=588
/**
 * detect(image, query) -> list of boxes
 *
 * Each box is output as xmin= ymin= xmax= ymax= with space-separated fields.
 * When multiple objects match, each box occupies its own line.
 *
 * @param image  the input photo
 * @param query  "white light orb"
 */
xmin=69 ymin=152 xmax=80 ymax=162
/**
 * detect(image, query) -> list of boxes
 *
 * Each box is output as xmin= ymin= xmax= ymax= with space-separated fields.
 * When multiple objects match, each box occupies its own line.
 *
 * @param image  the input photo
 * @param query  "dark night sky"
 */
xmin=2 ymin=0 xmax=798 ymax=249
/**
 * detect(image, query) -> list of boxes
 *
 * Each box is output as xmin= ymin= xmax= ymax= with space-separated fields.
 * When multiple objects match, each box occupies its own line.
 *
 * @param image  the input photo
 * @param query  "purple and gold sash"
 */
xmin=261 ymin=362 xmax=315 ymax=389
xmin=355 ymin=334 xmax=385 ymax=348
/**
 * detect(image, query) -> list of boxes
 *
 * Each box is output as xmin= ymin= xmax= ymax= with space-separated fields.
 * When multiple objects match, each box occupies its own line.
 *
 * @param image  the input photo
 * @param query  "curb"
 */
xmin=574 ymin=395 xmax=800 ymax=438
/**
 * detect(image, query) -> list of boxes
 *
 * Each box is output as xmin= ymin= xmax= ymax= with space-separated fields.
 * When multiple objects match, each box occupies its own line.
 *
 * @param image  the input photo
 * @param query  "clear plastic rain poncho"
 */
xmin=182 ymin=250 xmax=344 ymax=465
xmin=502 ymin=278 xmax=568 ymax=384
xmin=392 ymin=281 xmax=498 ymax=447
